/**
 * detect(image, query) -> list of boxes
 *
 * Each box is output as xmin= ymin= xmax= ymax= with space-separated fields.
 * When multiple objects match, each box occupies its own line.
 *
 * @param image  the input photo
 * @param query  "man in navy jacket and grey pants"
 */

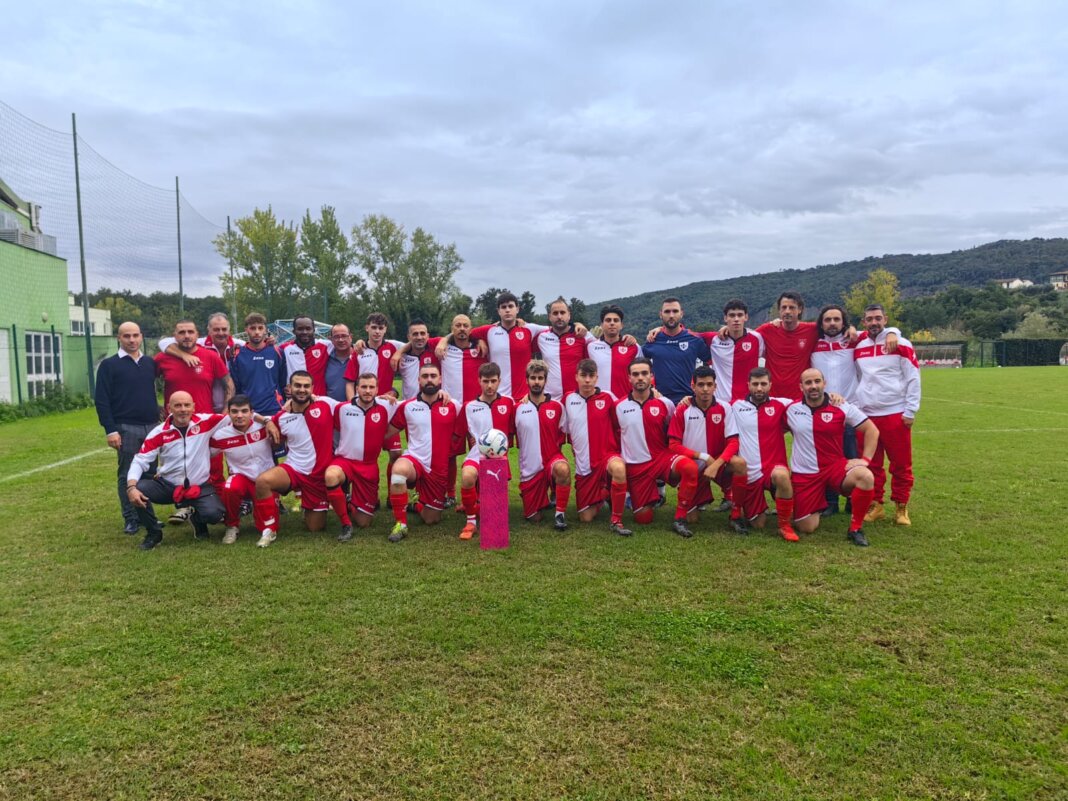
xmin=94 ymin=322 xmax=161 ymax=534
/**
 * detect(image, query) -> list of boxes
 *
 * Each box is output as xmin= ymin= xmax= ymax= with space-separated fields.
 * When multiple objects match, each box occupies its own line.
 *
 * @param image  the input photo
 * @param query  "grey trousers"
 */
xmin=116 ymin=422 xmax=156 ymax=524
xmin=133 ymin=478 xmax=225 ymax=535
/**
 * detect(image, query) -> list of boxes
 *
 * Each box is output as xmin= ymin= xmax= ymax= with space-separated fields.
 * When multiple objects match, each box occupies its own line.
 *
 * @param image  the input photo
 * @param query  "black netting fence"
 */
xmin=974 ymin=339 xmax=1067 ymax=367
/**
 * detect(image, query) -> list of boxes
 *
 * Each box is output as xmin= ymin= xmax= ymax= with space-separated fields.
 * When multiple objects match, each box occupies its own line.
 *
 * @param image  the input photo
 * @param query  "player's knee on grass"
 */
xmin=354 ymin=512 xmax=374 ymax=528
xmin=420 ymin=507 xmax=442 ymax=525
xmin=578 ymin=506 xmax=600 ymax=523
xmin=795 ymin=514 xmax=821 ymax=534
xmin=633 ymin=506 xmax=655 ymax=525
xmin=304 ymin=510 xmax=327 ymax=532
xmin=751 ymin=513 xmax=767 ymax=529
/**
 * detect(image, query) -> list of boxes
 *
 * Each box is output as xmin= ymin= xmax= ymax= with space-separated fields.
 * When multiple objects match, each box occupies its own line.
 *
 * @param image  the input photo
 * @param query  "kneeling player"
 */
xmin=730 ymin=368 xmax=797 ymax=541
xmin=668 ymin=366 xmax=747 ymax=527
xmin=325 ymin=372 xmax=395 ymax=542
xmin=252 ymin=371 xmax=340 ymax=547
xmin=210 ymin=394 xmax=278 ymax=544
xmin=515 ymin=360 xmax=570 ymax=530
xmin=385 ymin=364 xmax=461 ymax=542
xmin=786 ymin=368 xmax=879 ymax=546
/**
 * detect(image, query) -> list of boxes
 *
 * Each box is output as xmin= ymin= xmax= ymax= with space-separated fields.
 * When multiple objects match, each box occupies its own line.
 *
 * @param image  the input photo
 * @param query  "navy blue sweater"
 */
xmin=94 ymin=352 xmax=160 ymax=434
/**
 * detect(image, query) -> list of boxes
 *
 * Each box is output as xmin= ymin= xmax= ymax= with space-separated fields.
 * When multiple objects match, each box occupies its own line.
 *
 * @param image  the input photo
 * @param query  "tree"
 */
xmin=1004 ymin=311 xmax=1063 ymax=339
xmin=299 ymin=206 xmax=363 ymax=322
xmin=843 ymin=268 xmax=902 ymax=323
xmin=94 ymin=296 xmax=143 ymax=326
xmin=215 ymin=207 xmax=299 ymax=322
xmin=351 ymin=214 xmax=466 ymax=333
xmin=473 ymin=287 xmax=538 ymax=323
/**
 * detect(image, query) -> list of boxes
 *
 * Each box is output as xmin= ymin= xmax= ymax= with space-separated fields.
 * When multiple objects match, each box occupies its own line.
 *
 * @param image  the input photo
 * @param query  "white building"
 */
xmin=68 ymin=294 xmax=113 ymax=337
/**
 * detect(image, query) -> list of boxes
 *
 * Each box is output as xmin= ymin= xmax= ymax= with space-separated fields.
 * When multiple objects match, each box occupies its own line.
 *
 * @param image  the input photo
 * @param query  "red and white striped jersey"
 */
xmin=534 ymin=330 xmax=589 ymax=400
xmin=272 ymin=397 xmax=340 ymax=475
xmin=854 ymin=330 xmax=921 ymax=418
xmin=279 ymin=339 xmax=333 ymax=395
xmin=702 ymin=329 xmax=764 ymax=404
xmin=210 ymin=420 xmax=274 ymax=481
xmin=346 ymin=339 xmax=405 ymax=396
xmin=586 ymin=338 xmax=643 ymax=400
xmin=397 ymin=348 xmax=440 ymax=399
xmin=667 ymin=401 xmax=738 ymax=459
xmin=457 ymin=394 xmax=516 ymax=462
xmin=514 ymin=397 xmax=566 ymax=481
xmin=428 ymin=337 xmax=486 ymax=406
xmin=785 ymin=398 xmax=869 ymax=474
xmin=730 ymin=396 xmax=792 ymax=482
xmin=129 ymin=413 xmax=228 ymax=486
xmin=614 ymin=395 xmax=676 ymax=465
xmin=469 ymin=323 xmax=548 ymax=398
xmin=334 ymin=398 xmax=395 ymax=464
xmin=563 ymin=389 xmax=619 ymax=476
xmin=391 ymin=396 xmax=461 ymax=471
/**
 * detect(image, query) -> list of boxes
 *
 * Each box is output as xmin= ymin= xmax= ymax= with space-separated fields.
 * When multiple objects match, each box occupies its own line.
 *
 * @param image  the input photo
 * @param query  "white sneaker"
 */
xmin=168 ymin=506 xmax=194 ymax=525
xmin=222 ymin=526 xmax=239 ymax=545
xmin=256 ymin=529 xmax=277 ymax=548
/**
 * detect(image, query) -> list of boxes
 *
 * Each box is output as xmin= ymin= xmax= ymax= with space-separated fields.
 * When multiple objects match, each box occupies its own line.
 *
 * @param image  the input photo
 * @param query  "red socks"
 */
xmin=776 ymin=497 xmax=795 ymax=530
xmin=554 ymin=482 xmax=571 ymax=514
xmin=326 ymin=486 xmax=351 ymax=526
xmin=730 ymin=474 xmax=748 ymax=520
xmin=389 ymin=490 xmax=409 ymax=525
xmin=221 ymin=488 xmax=242 ymax=528
xmin=675 ymin=460 xmax=698 ymax=520
xmin=461 ymin=486 xmax=478 ymax=522
xmin=254 ymin=496 xmax=280 ymax=533
xmin=610 ymin=481 xmax=628 ymax=524
xmin=850 ymin=487 xmax=873 ymax=531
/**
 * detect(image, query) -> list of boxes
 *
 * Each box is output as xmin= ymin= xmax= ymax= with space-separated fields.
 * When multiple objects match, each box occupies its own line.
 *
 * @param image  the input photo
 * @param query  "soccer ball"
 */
xmin=477 ymin=428 xmax=509 ymax=458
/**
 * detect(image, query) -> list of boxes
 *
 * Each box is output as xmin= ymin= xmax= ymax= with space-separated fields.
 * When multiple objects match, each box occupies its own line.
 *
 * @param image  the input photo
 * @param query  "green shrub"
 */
xmin=0 ymin=382 xmax=94 ymax=424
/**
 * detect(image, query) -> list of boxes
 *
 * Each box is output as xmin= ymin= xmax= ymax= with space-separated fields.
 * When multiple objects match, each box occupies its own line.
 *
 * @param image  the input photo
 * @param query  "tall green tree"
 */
xmin=351 ymin=214 xmax=466 ymax=334
xmin=299 ymin=206 xmax=362 ymax=322
xmin=215 ymin=207 xmax=299 ymax=322
xmin=843 ymin=268 xmax=902 ymax=323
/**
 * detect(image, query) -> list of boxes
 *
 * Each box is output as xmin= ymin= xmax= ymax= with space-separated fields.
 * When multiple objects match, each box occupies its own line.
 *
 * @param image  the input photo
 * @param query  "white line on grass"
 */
xmin=925 ymin=396 xmax=1068 ymax=417
xmin=915 ymin=427 xmax=1068 ymax=435
xmin=0 ymin=448 xmax=109 ymax=484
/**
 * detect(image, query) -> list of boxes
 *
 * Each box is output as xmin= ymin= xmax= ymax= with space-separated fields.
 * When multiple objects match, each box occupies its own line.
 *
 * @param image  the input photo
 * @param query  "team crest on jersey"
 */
xmin=189 ymin=424 xmax=200 ymax=435
xmin=370 ymin=411 xmax=381 ymax=423
xmin=311 ymin=348 xmax=321 ymax=358
xmin=764 ymin=406 xmax=775 ymax=416
xmin=798 ymin=340 xmax=807 ymax=349
xmin=618 ymin=345 xmax=628 ymax=354
xmin=439 ymin=407 xmax=450 ymax=416
xmin=741 ymin=342 xmax=752 ymax=352
xmin=595 ymin=399 xmax=606 ymax=410
xmin=650 ymin=406 xmax=660 ymax=417
xmin=497 ymin=404 xmax=508 ymax=415
xmin=515 ymin=330 xmax=525 ymax=340
xmin=821 ymin=411 xmax=834 ymax=423
xmin=679 ymin=341 xmax=689 ymax=351
xmin=309 ymin=408 xmax=321 ymax=418
xmin=265 ymin=359 xmax=274 ymax=368
xmin=712 ymin=414 xmax=722 ymax=424
xmin=194 ymin=366 xmax=203 ymax=374
xmin=565 ymin=336 xmax=575 ymax=346
xmin=546 ymin=409 xmax=556 ymax=419
xmin=250 ymin=430 xmax=263 ymax=442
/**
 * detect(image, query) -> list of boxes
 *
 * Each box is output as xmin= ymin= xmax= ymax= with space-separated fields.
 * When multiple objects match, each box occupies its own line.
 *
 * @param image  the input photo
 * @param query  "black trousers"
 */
xmin=117 ymin=422 xmax=156 ymax=524
xmin=134 ymin=478 xmax=225 ymax=535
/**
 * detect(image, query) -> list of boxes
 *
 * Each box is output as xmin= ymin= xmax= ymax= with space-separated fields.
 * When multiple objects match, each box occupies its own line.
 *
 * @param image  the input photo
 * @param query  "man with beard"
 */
xmin=514 ymin=360 xmax=570 ymax=530
xmin=642 ymin=297 xmax=711 ymax=404
xmin=533 ymin=297 xmax=592 ymax=401
xmin=278 ymin=315 xmax=333 ymax=395
xmin=154 ymin=319 xmax=233 ymax=415
xmin=384 ymin=363 xmax=462 ymax=542
xmin=158 ymin=312 xmax=245 ymax=413
xmin=587 ymin=304 xmax=643 ymax=401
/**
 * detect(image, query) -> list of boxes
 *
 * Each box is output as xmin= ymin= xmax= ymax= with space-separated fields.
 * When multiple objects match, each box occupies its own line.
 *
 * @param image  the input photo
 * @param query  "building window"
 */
xmin=71 ymin=319 xmax=84 ymax=335
xmin=24 ymin=331 xmax=63 ymax=399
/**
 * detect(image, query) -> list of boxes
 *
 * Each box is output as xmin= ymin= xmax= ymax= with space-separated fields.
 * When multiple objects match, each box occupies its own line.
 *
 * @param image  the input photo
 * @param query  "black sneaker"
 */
xmin=729 ymin=517 xmax=751 ymax=535
xmin=847 ymin=528 xmax=869 ymax=547
xmin=337 ymin=525 xmax=354 ymax=543
xmin=239 ymin=499 xmax=253 ymax=517
xmin=554 ymin=512 xmax=567 ymax=531
xmin=821 ymin=505 xmax=839 ymax=517
xmin=139 ymin=531 xmax=162 ymax=550
xmin=123 ymin=520 xmax=140 ymax=535
xmin=715 ymin=499 xmax=733 ymax=513
xmin=609 ymin=521 xmax=633 ymax=537
xmin=671 ymin=519 xmax=694 ymax=538
xmin=192 ymin=523 xmax=211 ymax=541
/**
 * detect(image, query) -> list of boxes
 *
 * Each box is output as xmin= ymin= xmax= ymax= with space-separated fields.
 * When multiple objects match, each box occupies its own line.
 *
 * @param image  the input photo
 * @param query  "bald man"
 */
xmin=95 ymin=321 xmax=162 ymax=535
xmin=126 ymin=391 xmax=230 ymax=550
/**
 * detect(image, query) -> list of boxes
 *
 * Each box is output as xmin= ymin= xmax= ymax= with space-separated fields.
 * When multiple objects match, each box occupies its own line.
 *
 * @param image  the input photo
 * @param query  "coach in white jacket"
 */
xmin=853 ymin=304 xmax=921 ymax=526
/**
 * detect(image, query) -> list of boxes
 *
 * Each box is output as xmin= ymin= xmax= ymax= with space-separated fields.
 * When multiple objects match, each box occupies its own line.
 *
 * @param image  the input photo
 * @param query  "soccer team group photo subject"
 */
xmin=96 ymin=291 xmax=920 ymax=551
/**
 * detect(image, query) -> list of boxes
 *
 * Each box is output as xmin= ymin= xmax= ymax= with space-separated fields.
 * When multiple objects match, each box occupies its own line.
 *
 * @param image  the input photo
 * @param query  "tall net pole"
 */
xmin=71 ymin=113 xmax=95 ymax=395
xmin=175 ymin=176 xmax=184 ymax=315
xmin=227 ymin=215 xmax=237 ymax=323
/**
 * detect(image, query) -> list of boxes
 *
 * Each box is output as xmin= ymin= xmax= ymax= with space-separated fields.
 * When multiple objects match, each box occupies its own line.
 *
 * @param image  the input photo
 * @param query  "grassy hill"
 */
xmin=593 ymin=238 xmax=1068 ymax=331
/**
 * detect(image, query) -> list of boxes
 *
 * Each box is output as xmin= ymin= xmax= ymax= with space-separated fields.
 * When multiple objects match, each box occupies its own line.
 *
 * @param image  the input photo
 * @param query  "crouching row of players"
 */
xmin=124 ymin=355 xmax=881 ymax=550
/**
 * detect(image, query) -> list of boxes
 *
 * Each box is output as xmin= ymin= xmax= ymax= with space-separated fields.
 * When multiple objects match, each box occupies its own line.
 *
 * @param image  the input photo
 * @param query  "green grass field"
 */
xmin=1 ymin=368 xmax=1065 ymax=800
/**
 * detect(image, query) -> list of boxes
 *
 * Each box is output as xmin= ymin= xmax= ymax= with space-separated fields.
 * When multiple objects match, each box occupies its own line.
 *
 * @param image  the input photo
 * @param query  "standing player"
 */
xmin=854 ymin=304 xmax=921 ymax=526
xmin=155 ymin=319 xmax=233 ymax=414
xmin=785 ymin=368 xmax=879 ymax=546
xmin=455 ymin=363 xmax=516 ymax=541
xmin=325 ymin=372 xmax=395 ymax=542
xmin=729 ymin=368 xmax=797 ymax=541
xmin=210 ymin=394 xmax=278 ymax=544
xmin=278 ymin=315 xmax=333 ymax=395
xmin=563 ymin=359 xmax=630 ymax=535
xmin=514 ymin=360 xmax=570 ymax=530
xmin=252 ymin=371 xmax=340 ymax=548
xmin=385 ymin=363 xmax=462 ymax=542
xmin=705 ymin=300 xmax=765 ymax=405
xmin=533 ymin=297 xmax=591 ymax=400
xmin=158 ymin=312 xmax=245 ymax=413
xmin=229 ymin=312 xmax=286 ymax=415
xmin=614 ymin=358 xmax=704 ymax=537
xmin=125 ymin=391 xmax=228 ymax=550
xmin=642 ymin=297 xmax=711 ymax=403
xmin=587 ymin=304 xmax=642 ymax=400
xmin=468 ymin=291 xmax=548 ymax=398
xmin=395 ymin=319 xmax=440 ymax=400
xmin=667 ymin=366 xmax=746 ymax=525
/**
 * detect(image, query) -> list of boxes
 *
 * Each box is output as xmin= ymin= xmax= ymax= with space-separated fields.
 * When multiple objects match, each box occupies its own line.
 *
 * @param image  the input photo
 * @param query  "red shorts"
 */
xmin=329 ymin=457 xmax=380 ymax=515
xmin=405 ymin=455 xmax=449 ymax=511
xmin=736 ymin=473 xmax=777 ymax=520
xmin=279 ymin=462 xmax=329 ymax=512
xmin=692 ymin=462 xmax=733 ymax=508
xmin=792 ymin=459 xmax=853 ymax=521
xmin=626 ymin=453 xmax=683 ymax=510
xmin=519 ymin=454 xmax=568 ymax=519
xmin=385 ymin=433 xmax=402 ymax=452
xmin=575 ymin=454 xmax=619 ymax=512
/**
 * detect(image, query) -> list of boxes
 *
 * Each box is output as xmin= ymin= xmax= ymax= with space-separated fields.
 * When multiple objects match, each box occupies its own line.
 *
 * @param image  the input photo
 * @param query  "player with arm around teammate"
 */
xmin=210 ymin=394 xmax=279 ymax=544
xmin=514 ymin=359 xmax=571 ymax=531
xmin=786 ymin=368 xmax=879 ymax=546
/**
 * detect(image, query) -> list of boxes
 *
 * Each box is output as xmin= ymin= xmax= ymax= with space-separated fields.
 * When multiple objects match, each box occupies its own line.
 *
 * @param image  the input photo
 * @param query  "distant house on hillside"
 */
xmin=995 ymin=278 xmax=1034 ymax=290
xmin=1051 ymin=271 xmax=1068 ymax=291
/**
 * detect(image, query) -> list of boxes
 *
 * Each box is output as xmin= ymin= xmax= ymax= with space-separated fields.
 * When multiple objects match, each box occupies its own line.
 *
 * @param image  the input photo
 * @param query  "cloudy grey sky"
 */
xmin=4 ymin=1 xmax=1068 ymax=303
